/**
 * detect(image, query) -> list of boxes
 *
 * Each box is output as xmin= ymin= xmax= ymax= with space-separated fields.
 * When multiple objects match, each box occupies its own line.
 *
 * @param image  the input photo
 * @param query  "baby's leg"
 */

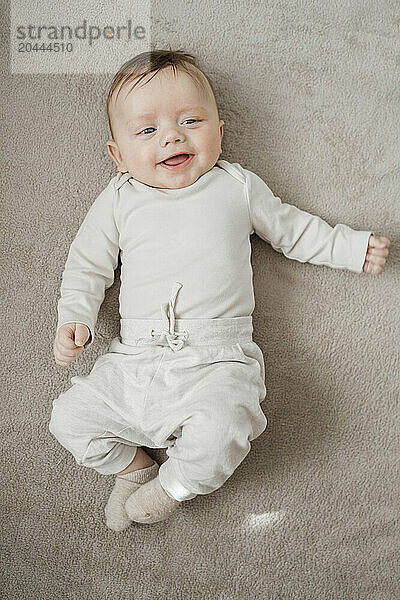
xmin=123 ymin=379 xmax=265 ymax=526
xmin=124 ymin=369 xmax=267 ymax=524
xmin=124 ymin=342 xmax=267 ymax=524
xmin=156 ymin=354 xmax=267 ymax=502
xmin=49 ymin=357 xmax=161 ymax=531
xmin=49 ymin=384 xmax=147 ymax=475
xmin=116 ymin=446 xmax=155 ymax=474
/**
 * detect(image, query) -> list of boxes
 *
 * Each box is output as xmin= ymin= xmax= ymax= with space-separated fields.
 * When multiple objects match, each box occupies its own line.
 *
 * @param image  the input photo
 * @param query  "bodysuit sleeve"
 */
xmin=56 ymin=178 xmax=120 ymax=348
xmin=243 ymin=168 xmax=373 ymax=273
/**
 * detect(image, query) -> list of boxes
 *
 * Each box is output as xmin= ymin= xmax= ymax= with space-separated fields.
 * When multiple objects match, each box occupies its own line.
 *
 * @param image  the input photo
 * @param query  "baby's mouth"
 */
xmin=159 ymin=153 xmax=194 ymax=168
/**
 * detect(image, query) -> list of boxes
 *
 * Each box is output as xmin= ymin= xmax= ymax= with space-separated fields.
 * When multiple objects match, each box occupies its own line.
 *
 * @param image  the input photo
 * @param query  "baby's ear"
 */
xmin=107 ymin=140 xmax=126 ymax=171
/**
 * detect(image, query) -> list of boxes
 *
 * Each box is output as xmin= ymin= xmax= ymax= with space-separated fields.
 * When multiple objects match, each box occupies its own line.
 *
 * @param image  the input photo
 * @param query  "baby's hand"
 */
xmin=53 ymin=323 xmax=91 ymax=366
xmin=363 ymin=235 xmax=391 ymax=275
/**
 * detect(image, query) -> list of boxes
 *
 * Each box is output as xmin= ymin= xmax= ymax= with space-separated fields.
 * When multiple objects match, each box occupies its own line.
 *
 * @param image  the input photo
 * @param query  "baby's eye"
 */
xmin=183 ymin=119 xmax=199 ymax=125
xmin=140 ymin=127 xmax=156 ymax=135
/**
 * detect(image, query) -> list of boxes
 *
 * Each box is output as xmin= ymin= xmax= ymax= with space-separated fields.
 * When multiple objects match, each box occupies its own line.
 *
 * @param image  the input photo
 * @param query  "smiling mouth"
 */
xmin=159 ymin=153 xmax=194 ymax=169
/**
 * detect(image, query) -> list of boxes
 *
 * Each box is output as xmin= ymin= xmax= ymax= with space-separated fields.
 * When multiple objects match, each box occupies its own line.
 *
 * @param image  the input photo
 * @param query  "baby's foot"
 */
xmin=105 ymin=461 xmax=159 ymax=532
xmin=124 ymin=475 xmax=181 ymax=524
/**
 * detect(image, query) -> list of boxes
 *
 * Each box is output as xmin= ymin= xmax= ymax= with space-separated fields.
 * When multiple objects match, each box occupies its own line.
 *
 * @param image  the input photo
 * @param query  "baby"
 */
xmin=50 ymin=49 xmax=390 ymax=532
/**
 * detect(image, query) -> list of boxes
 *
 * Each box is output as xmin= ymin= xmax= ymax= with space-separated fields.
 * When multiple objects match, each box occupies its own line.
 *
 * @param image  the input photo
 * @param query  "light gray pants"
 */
xmin=49 ymin=283 xmax=268 ymax=501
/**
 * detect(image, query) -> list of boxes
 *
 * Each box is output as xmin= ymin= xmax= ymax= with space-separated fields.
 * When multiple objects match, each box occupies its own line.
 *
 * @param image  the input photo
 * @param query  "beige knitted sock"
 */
xmin=104 ymin=461 xmax=159 ymax=532
xmin=124 ymin=474 xmax=181 ymax=524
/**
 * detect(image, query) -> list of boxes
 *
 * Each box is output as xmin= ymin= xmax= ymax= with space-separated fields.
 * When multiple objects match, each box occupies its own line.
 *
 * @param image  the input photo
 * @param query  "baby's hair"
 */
xmin=106 ymin=48 xmax=220 ymax=140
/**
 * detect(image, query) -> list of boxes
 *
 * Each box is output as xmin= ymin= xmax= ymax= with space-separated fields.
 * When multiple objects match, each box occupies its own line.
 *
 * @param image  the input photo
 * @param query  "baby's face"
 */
xmin=107 ymin=68 xmax=224 ymax=189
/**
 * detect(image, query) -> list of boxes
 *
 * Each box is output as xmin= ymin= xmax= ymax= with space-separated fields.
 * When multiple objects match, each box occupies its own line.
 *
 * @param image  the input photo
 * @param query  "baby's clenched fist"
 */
xmin=363 ymin=234 xmax=390 ymax=275
xmin=53 ymin=322 xmax=91 ymax=366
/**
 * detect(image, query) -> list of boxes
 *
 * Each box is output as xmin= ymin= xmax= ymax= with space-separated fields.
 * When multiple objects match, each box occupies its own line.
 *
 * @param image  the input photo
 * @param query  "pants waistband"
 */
xmin=119 ymin=282 xmax=253 ymax=352
xmin=120 ymin=315 xmax=254 ymax=349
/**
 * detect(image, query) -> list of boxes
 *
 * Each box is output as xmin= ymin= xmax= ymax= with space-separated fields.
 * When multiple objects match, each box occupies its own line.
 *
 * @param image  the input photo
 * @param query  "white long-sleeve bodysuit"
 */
xmin=56 ymin=159 xmax=373 ymax=347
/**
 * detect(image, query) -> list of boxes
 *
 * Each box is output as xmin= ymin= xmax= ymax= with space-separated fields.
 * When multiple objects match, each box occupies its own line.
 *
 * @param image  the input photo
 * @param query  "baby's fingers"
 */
xmin=54 ymin=346 xmax=83 ymax=366
xmin=363 ymin=260 xmax=383 ymax=275
xmin=380 ymin=236 xmax=391 ymax=247
xmin=55 ymin=343 xmax=80 ymax=359
xmin=369 ymin=235 xmax=391 ymax=248
xmin=55 ymin=357 xmax=72 ymax=366
xmin=57 ymin=335 xmax=80 ymax=352
xmin=53 ymin=338 xmax=83 ymax=364
xmin=365 ymin=252 xmax=387 ymax=265
xmin=366 ymin=246 xmax=389 ymax=259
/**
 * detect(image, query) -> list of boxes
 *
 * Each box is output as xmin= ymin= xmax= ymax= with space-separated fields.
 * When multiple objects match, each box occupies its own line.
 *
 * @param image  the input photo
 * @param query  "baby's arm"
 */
xmin=55 ymin=177 xmax=120 ymax=360
xmin=243 ymin=167 xmax=376 ymax=274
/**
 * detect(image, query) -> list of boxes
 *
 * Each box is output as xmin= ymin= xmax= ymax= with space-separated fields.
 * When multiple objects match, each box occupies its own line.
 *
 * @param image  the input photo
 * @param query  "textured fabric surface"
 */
xmin=1 ymin=0 xmax=399 ymax=598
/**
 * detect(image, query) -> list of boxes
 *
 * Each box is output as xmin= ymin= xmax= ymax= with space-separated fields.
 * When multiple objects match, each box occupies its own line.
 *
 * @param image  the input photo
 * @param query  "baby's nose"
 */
xmin=161 ymin=128 xmax=185 ymax=145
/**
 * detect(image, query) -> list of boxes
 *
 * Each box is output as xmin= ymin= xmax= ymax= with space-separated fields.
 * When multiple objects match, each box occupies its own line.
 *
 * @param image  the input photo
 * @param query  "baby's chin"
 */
xmin=131 ymin=165 xmax=213 ymax=190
